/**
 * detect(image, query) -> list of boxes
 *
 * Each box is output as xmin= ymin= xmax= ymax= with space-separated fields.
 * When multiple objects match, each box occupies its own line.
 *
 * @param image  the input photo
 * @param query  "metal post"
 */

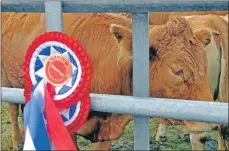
xmin=132 ymin=12 xmax=150 ymax=150
xmin=44 ymin=1 xmax=63 ymax=149
xmin=44 ymin=1 xmax=63 ymax=32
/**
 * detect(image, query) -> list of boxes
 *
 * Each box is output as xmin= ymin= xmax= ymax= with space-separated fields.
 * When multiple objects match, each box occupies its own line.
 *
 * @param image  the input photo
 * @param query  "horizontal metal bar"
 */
xmin=2 ymin=0 xmax=228 ymax=12
xmin=1 ymin=87 xmax=228 ymax=124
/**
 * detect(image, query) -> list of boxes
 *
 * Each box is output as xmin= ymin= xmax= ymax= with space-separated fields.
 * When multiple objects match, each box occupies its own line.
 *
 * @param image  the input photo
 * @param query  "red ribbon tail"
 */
xmin=44 ymin=84 xmax=78 ymax=150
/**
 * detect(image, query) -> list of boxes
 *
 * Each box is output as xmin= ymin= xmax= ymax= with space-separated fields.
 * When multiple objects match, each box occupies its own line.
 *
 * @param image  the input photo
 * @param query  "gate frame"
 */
xmin=1 ymin=0 xmax=229 ymax=150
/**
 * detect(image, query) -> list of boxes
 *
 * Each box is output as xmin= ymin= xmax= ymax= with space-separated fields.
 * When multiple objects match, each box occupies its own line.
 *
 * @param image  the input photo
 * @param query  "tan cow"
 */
xmin=121 ymin=12 xmax=228 ymax=149
xmin=148 ymin=14 xmax=228 ymax=150
xmin=2 ymin=13 xmax=216 ymax=150
xmin=217 ymin=15 xmax=229 ymax=149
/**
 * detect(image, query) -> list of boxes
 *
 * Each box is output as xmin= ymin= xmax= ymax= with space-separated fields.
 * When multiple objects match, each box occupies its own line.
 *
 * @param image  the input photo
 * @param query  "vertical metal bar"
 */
xmin=44 ymin=1 xmax=63 ymax=150
xmin=44 ymin=1 xmax=62 ymax=32
xmin=132 ymin=12 xmax=150 ymax=150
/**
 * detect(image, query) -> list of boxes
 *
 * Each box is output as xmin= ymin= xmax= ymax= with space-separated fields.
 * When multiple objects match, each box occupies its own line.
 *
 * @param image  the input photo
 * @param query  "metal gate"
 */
xmin=1 ymin=0 xmax=228 ymax=150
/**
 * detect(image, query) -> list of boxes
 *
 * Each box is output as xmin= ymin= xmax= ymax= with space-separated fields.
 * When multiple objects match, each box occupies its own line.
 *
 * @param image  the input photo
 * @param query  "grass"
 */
xmin=1 ymin=102 xmax=219 ymax=150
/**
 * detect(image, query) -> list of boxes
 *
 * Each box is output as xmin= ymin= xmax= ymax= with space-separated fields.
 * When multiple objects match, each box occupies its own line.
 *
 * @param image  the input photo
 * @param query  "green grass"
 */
xmin=1 ymin=103 xmax=219 ymax=150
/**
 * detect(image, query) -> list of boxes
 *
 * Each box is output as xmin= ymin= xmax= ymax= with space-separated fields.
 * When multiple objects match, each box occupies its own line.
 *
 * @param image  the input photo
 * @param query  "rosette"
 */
xmin=22 ymin=32 xmax=92 ymax=150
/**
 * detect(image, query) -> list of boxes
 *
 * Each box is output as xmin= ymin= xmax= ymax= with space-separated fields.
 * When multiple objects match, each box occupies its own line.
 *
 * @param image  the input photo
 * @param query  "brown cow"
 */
xmin=147 ymin=14 xmax=228 ymax=150
xmin=2 ymin=13 xmax=216 ymax=150
xmin=121 ymin=11 xmax=229 ymax=148
xmin=121 ymin=12 xmax=229 ymax=149
xmin=195 ymin=14 xmax=229 ymax=151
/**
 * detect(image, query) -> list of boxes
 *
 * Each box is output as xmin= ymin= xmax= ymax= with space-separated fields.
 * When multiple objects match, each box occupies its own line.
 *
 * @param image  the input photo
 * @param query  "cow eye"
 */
xmin=173 ymin=69 xmax=184 ymax=78
xmin=149 ymin=47 xmax=158 ymax=61
xmin=171 ymin=67 xmax=188 ymax=84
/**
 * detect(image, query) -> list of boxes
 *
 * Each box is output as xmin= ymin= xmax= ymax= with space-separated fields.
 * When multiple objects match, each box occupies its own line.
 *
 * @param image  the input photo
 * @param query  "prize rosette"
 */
xmin=22 ymin=32 xmax=92 ymax=150
xmin=23 ymin=32 xmax=92 ymax=108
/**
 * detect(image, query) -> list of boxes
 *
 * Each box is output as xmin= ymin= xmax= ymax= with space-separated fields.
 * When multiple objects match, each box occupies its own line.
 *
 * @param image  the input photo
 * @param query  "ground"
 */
xmin=1 ymin=103 xmax=218 ymax=150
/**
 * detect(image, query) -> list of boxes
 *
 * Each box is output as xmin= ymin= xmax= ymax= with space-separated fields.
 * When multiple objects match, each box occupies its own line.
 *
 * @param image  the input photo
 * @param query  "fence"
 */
xmin=1 ymin=0 xmax=229 ymax=150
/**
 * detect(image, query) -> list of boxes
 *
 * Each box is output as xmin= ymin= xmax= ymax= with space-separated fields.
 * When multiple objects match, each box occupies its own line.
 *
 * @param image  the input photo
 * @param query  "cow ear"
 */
xmin=110 ymin=24 xmax=132 ymax=54
xmin=194 ymin=28 xmax=212 ymax=47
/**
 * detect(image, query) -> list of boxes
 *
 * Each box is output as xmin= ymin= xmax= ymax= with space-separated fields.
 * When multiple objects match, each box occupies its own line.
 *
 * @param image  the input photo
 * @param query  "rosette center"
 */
xmin=44 ymin=55 xmax=72 ymax=86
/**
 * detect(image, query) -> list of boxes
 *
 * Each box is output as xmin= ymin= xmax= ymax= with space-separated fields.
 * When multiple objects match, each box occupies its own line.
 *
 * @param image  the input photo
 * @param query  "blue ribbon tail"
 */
xmin=23 ymin=90 xmax=51 ymax=150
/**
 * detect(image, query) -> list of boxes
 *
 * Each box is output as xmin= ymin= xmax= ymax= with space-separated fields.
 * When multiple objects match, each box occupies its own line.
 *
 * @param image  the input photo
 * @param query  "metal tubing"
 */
xmin=44 ymin=1 xmax=63 ymax=32
xmin=1 ymin=0 xmax=229 ymax=149
xmin=132 ymin=12 xmax=149 ymax=150
xmin=2 ymin=0 xmax=228 ymax=12
xmin=1 ymin=87 xmax=228 ymax=124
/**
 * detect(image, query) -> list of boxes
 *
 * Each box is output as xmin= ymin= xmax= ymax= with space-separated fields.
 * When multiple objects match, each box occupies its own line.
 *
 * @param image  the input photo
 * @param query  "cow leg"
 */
xmin=6 ymin=103 xmax=23 ymax=150
xmin=155 ymin=123 xmax=167 ymax=141
xmin=97 ymin=114 xmax=133 ymax=141
xmin=180 ymin=125 xmax=190 ymax=138
xmin=184 ymin=120 xmax=214 ymax=150
xmin=91 ymin=141 xmax=112 ymax=151
xmin=2 ymin=66 xmax=23 ymax=150
xmin=153 ymin=118 xmax=171 ymax=141
xmin=190 ymin=132 xmax=206 ymax=150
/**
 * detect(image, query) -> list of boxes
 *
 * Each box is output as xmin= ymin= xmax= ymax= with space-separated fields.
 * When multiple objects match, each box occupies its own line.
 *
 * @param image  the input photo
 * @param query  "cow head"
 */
xmin=110 ymin=16 xmax=215 ymax=132
xmin=111 ymin=16 xmax=213 ymax=102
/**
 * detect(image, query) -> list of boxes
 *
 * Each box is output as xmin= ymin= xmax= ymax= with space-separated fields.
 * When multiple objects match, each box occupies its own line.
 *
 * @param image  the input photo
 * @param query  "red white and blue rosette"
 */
xmin=23 ymin=32 xmax=92 ymax=150
xmin=24 ymin=32 xmax=92 ymax=108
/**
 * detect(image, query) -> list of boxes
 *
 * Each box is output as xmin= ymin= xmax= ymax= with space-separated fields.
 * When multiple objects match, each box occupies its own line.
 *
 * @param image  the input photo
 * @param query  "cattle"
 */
xmin=145 ymin=14 xmax=228 ymax=150
xmin=121 ymin=11 xmax=228 ymax=149
xmin=2 ymin=12 xmax=216 ymax=150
